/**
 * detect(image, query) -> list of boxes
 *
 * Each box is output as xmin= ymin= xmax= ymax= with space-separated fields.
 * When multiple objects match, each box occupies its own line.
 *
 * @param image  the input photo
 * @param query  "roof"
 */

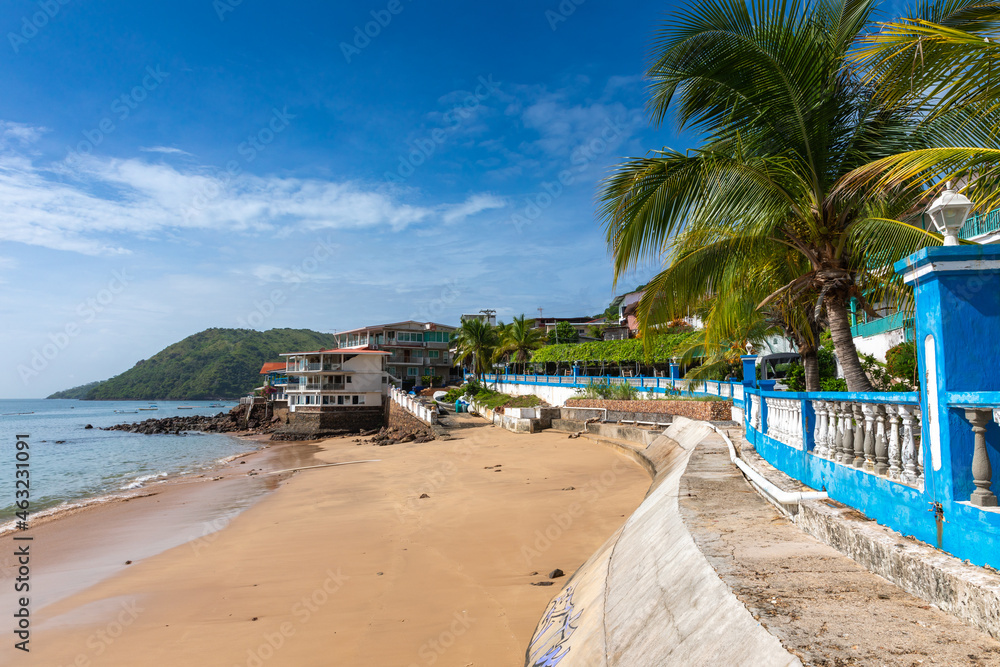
xmin=260 ymin=362 xmax=286 ymax=374
xmin=278 ymin=348 xmax=391 ymax=356
xmin=335 ymin=320 xmax=457 ymax=335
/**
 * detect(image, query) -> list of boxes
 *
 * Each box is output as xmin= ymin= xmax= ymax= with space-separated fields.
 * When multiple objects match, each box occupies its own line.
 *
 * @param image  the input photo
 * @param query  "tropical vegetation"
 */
xmin=530 ymin=332 xmax=699 ymax=366
xmin=495 ymin=315 xmax=546 ymax=371
xmin=450 ymin=318 xmax=501 ymax=376
xmin=599 ymin=0 xmax=998 ymax=392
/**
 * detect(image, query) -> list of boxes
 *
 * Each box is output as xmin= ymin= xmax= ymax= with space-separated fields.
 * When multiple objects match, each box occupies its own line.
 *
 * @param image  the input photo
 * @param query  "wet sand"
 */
xmin=3 ymin=417 xmax=650 ymax=666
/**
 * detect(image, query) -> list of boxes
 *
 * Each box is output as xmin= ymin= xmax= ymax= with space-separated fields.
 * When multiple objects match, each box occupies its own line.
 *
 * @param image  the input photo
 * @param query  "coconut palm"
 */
xmin=640 ymin=227 xmax=828 ymax=387
xmin=840 ymin=3 xmax=1000 ymax=212
xmin=450 ymin=319 xmax=500 ymax=377
xmin=599 ymin=0 xmax=989 ymax=391
xmin=496 ymin=315 xmax=546 ymax=373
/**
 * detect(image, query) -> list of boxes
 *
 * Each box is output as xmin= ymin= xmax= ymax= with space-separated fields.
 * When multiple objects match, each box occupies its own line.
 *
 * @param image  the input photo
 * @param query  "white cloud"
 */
xmin=0 ymin=123 xmax=495 ymax=255
xmin=139 ymin=146 xmax=193 ymax=156
xmin=0 ymin=121 xmax=46 ymax=148
xmin=441 ymin=193 xmax=506 ymax=224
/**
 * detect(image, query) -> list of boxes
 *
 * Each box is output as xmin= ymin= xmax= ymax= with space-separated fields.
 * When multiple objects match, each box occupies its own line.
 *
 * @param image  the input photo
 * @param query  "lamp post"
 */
xmin=926 ymin=182 xmax=974 ymax=246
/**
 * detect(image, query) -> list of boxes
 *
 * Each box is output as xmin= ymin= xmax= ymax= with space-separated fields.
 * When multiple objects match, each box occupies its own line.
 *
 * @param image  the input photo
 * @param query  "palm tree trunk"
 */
xmin=824 ymin=292 xmax=873 ymax=392
xmin=800 ymin=344 xmax=820 ymax=392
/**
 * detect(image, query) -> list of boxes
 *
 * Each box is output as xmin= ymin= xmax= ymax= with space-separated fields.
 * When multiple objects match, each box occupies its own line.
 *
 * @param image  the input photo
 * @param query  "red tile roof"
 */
xmin=260 ymin=362 xmax=286 ymax=374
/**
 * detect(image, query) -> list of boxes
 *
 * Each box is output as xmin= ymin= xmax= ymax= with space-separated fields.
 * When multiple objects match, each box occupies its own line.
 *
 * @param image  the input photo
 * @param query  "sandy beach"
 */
xmin=3 ymin=415 xmax=650 ymax=666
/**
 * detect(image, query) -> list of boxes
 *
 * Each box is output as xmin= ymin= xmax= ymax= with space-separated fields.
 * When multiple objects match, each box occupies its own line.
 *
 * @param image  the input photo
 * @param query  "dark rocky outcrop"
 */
xmin=103 ymin=404 xmax=277 ymax=435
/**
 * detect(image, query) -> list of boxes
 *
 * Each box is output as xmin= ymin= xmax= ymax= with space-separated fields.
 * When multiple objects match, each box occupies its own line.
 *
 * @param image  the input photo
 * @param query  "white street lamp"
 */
xmin=926 ymin=182 xmax=974 ymax=246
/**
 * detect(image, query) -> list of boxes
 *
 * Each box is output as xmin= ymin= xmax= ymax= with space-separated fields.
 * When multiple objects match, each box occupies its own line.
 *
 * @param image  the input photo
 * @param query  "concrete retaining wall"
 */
xmin=525 ymin=417 xmax=801 ymax=666
xmin=273 ymin=403 xmax=385 ymax=439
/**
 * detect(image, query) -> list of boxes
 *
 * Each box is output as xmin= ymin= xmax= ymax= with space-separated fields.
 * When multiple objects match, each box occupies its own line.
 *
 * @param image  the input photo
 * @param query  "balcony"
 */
xmin=850 ymin=312 xmax=914 ymax=339
xmin=286 ymin=363 xmax=342 ymax=373
xmin=960 ymin=208 xmax=1000 ymax=241
xmin=287 ymin=382 xmax=347 ymax=392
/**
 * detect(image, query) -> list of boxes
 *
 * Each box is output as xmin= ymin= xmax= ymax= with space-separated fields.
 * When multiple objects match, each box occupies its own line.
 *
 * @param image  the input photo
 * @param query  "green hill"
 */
xmin=47 ymin=328 xmax=339 ymax=400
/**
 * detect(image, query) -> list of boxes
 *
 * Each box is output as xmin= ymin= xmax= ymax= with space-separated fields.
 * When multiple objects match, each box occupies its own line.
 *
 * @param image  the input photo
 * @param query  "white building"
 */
xmin=281 ymin=348 xmax=390 ymax=411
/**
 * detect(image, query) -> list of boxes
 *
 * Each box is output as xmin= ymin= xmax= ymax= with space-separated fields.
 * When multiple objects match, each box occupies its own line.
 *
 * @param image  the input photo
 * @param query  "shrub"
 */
xmin=886 ymin=341 xmax=918 ymax=388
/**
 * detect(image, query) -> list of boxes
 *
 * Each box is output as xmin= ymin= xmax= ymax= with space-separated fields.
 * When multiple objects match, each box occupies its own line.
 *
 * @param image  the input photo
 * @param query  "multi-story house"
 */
xmin=334 ymin=320 xmax=458 ymax=387
xmin=259 ymin=361 xmax=289 ymax=404
xmin=279 ymin=348 xmax=390 ymax=435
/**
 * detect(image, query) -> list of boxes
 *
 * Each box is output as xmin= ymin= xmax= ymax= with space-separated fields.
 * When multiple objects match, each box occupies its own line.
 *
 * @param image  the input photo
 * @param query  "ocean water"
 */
xmin=0 ymin=399 xmax=262 ymax=527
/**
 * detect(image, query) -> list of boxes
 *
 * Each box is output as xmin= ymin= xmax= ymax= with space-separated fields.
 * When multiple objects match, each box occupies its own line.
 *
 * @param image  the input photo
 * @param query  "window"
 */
xmin=358 ymin=395 xmax=366 ymax=404
xmin=382 ymin=376 xmax=388 ymax=383
xmin=337 ymin=395 xmax=345 ymax=405
xmin=397 ymin=331 xmax=424 ymax=343
xmin=352 ymin=395 xmax=360 ymax=405
xmin=346 ymin=375 xmax=352 ymax=383
xmin=407 ymin=367 xmax=420 ymax=377
xmin=387 ymin=366 xmax=397 ymax=375
xmin=412 ymin=349 xmax=423 ymax=358
xmin=428 ymin=350 xmax=440 ymax=358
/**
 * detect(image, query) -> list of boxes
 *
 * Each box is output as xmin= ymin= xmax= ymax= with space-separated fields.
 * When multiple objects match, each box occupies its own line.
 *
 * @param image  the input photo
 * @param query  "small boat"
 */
xmin=207 ymin=403 xmax=226 ymax=408
xmin=138 ymin=406 xmax=158 ymax=411
xmin=177 ymin=406 xmax=195 ymax=410
xmin=114 ymin=409 xmax=139 ymax=414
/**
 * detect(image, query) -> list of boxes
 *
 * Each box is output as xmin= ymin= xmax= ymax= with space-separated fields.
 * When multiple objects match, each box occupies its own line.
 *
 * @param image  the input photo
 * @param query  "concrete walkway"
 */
xmin=525 ymin=418 xmax=802 ymax=666
xmin=526 ymin=417 xmax=1000 ymax=666
xmin=680 ymin=434 xmax=1000 ymax=666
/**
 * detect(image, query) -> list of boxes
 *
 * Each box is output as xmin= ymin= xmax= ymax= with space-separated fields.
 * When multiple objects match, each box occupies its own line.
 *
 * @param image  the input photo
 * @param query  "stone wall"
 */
xmin=272 ymin=403 xmax=386 ymax=440
xmin=566 ymin=398 xmax=733 ymax=422
xmin=387 ymin=400 xmax=434 ymax=440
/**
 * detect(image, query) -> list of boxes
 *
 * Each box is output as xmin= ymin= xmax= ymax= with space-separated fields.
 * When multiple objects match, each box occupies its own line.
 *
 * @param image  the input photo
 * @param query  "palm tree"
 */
xmin=600 ymin=0 xmax=980 ymax=391
xmin=840 ymin=3 xmax=1000 ymax=213
xmin=638 ymin=228 xmax=827 ymax=387
xmin=450 ymin=319 xmax=500 ymax=377
xmin=496 ymin=315 xmax=546 ymax=373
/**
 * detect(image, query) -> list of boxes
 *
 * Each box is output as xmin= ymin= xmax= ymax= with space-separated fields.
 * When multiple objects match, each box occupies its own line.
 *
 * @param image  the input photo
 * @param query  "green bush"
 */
xmin=573 ymin=382 xmax=639 ymax=401
xmin=886 ymin=341 xmax=918 ymax=387
xmin=531 ymin=332 xmax=700 ymax=365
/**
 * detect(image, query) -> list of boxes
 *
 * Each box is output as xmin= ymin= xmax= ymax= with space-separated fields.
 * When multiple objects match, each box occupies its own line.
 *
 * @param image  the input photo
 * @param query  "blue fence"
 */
xmin=480 ymin=372 xmax=747 ymax=407
xmin=486 ymin=370 xmax=1000 ymax=570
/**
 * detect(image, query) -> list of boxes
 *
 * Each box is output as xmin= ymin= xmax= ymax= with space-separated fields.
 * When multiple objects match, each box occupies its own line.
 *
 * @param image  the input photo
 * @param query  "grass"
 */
xmin=443 ymin=381 xmax=542 ymax=410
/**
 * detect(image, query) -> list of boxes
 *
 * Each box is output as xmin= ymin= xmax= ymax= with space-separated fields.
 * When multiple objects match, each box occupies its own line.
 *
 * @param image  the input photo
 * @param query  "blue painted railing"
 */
xmin=851 ymin=312 xmax=914 ymax=340
xmin=486 ymin=370 xmax=1000 ymax=570
xmin=742 ymin=386 xmax=1000 ymax=570
xmin=480 ymin=372 xmax=747 ymax=408
xmin=959 ymin=207 xmax=1000 ymax=240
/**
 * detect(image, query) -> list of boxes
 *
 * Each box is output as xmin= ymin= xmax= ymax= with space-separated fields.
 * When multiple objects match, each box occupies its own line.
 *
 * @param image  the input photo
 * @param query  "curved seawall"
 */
xmin=525 ymin=417 xmax=801 ymax=666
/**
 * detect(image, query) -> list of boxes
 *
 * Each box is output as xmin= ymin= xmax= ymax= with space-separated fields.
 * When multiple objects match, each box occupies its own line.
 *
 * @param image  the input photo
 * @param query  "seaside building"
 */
xmin=334 ymin=320 xmax=459 ymax=388
xmin=259 ymin=361 xmax=288 ymax=405
xmin=279 ymin=347 xmax=390 ymax=434
xmin=461 ymin=311 xmax=497 ymax=326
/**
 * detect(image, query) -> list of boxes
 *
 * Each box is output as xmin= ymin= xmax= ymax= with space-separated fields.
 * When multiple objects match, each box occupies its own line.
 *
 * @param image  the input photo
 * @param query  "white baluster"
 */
xmin=813 ymin=400 xmax=827 ymax=457
xmin=862 ymin=403 xmax=877 ymax=472
xmin=887 ymin=405 xmax=902 ymax=480
xmin=899 ymin=405 xmax=918 ymax=485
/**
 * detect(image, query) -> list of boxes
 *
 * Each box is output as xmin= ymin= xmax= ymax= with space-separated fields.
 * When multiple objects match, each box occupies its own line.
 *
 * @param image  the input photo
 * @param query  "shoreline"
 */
xmin=0 ymin=433 xmax=317 ymax=614
xmin=17 ymin=417 xmax=652 ymax=665
xmin=0 ymin=430 xmax=272 ymax=539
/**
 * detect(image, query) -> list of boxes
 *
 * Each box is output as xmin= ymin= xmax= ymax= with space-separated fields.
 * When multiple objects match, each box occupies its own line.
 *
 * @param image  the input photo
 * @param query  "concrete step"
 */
xmin=551 ymin=418 xmax=587 ymax=432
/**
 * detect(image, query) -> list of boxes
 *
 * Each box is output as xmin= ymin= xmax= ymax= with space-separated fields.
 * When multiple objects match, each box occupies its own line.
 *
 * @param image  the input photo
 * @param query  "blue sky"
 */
xmin=0 ymin=0 xmax=697 ymax=398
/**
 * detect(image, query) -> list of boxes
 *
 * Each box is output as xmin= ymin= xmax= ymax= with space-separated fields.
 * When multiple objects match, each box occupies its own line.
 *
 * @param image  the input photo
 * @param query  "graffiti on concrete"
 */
xmin=527 ymin=586 xmax=582 ymax=666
